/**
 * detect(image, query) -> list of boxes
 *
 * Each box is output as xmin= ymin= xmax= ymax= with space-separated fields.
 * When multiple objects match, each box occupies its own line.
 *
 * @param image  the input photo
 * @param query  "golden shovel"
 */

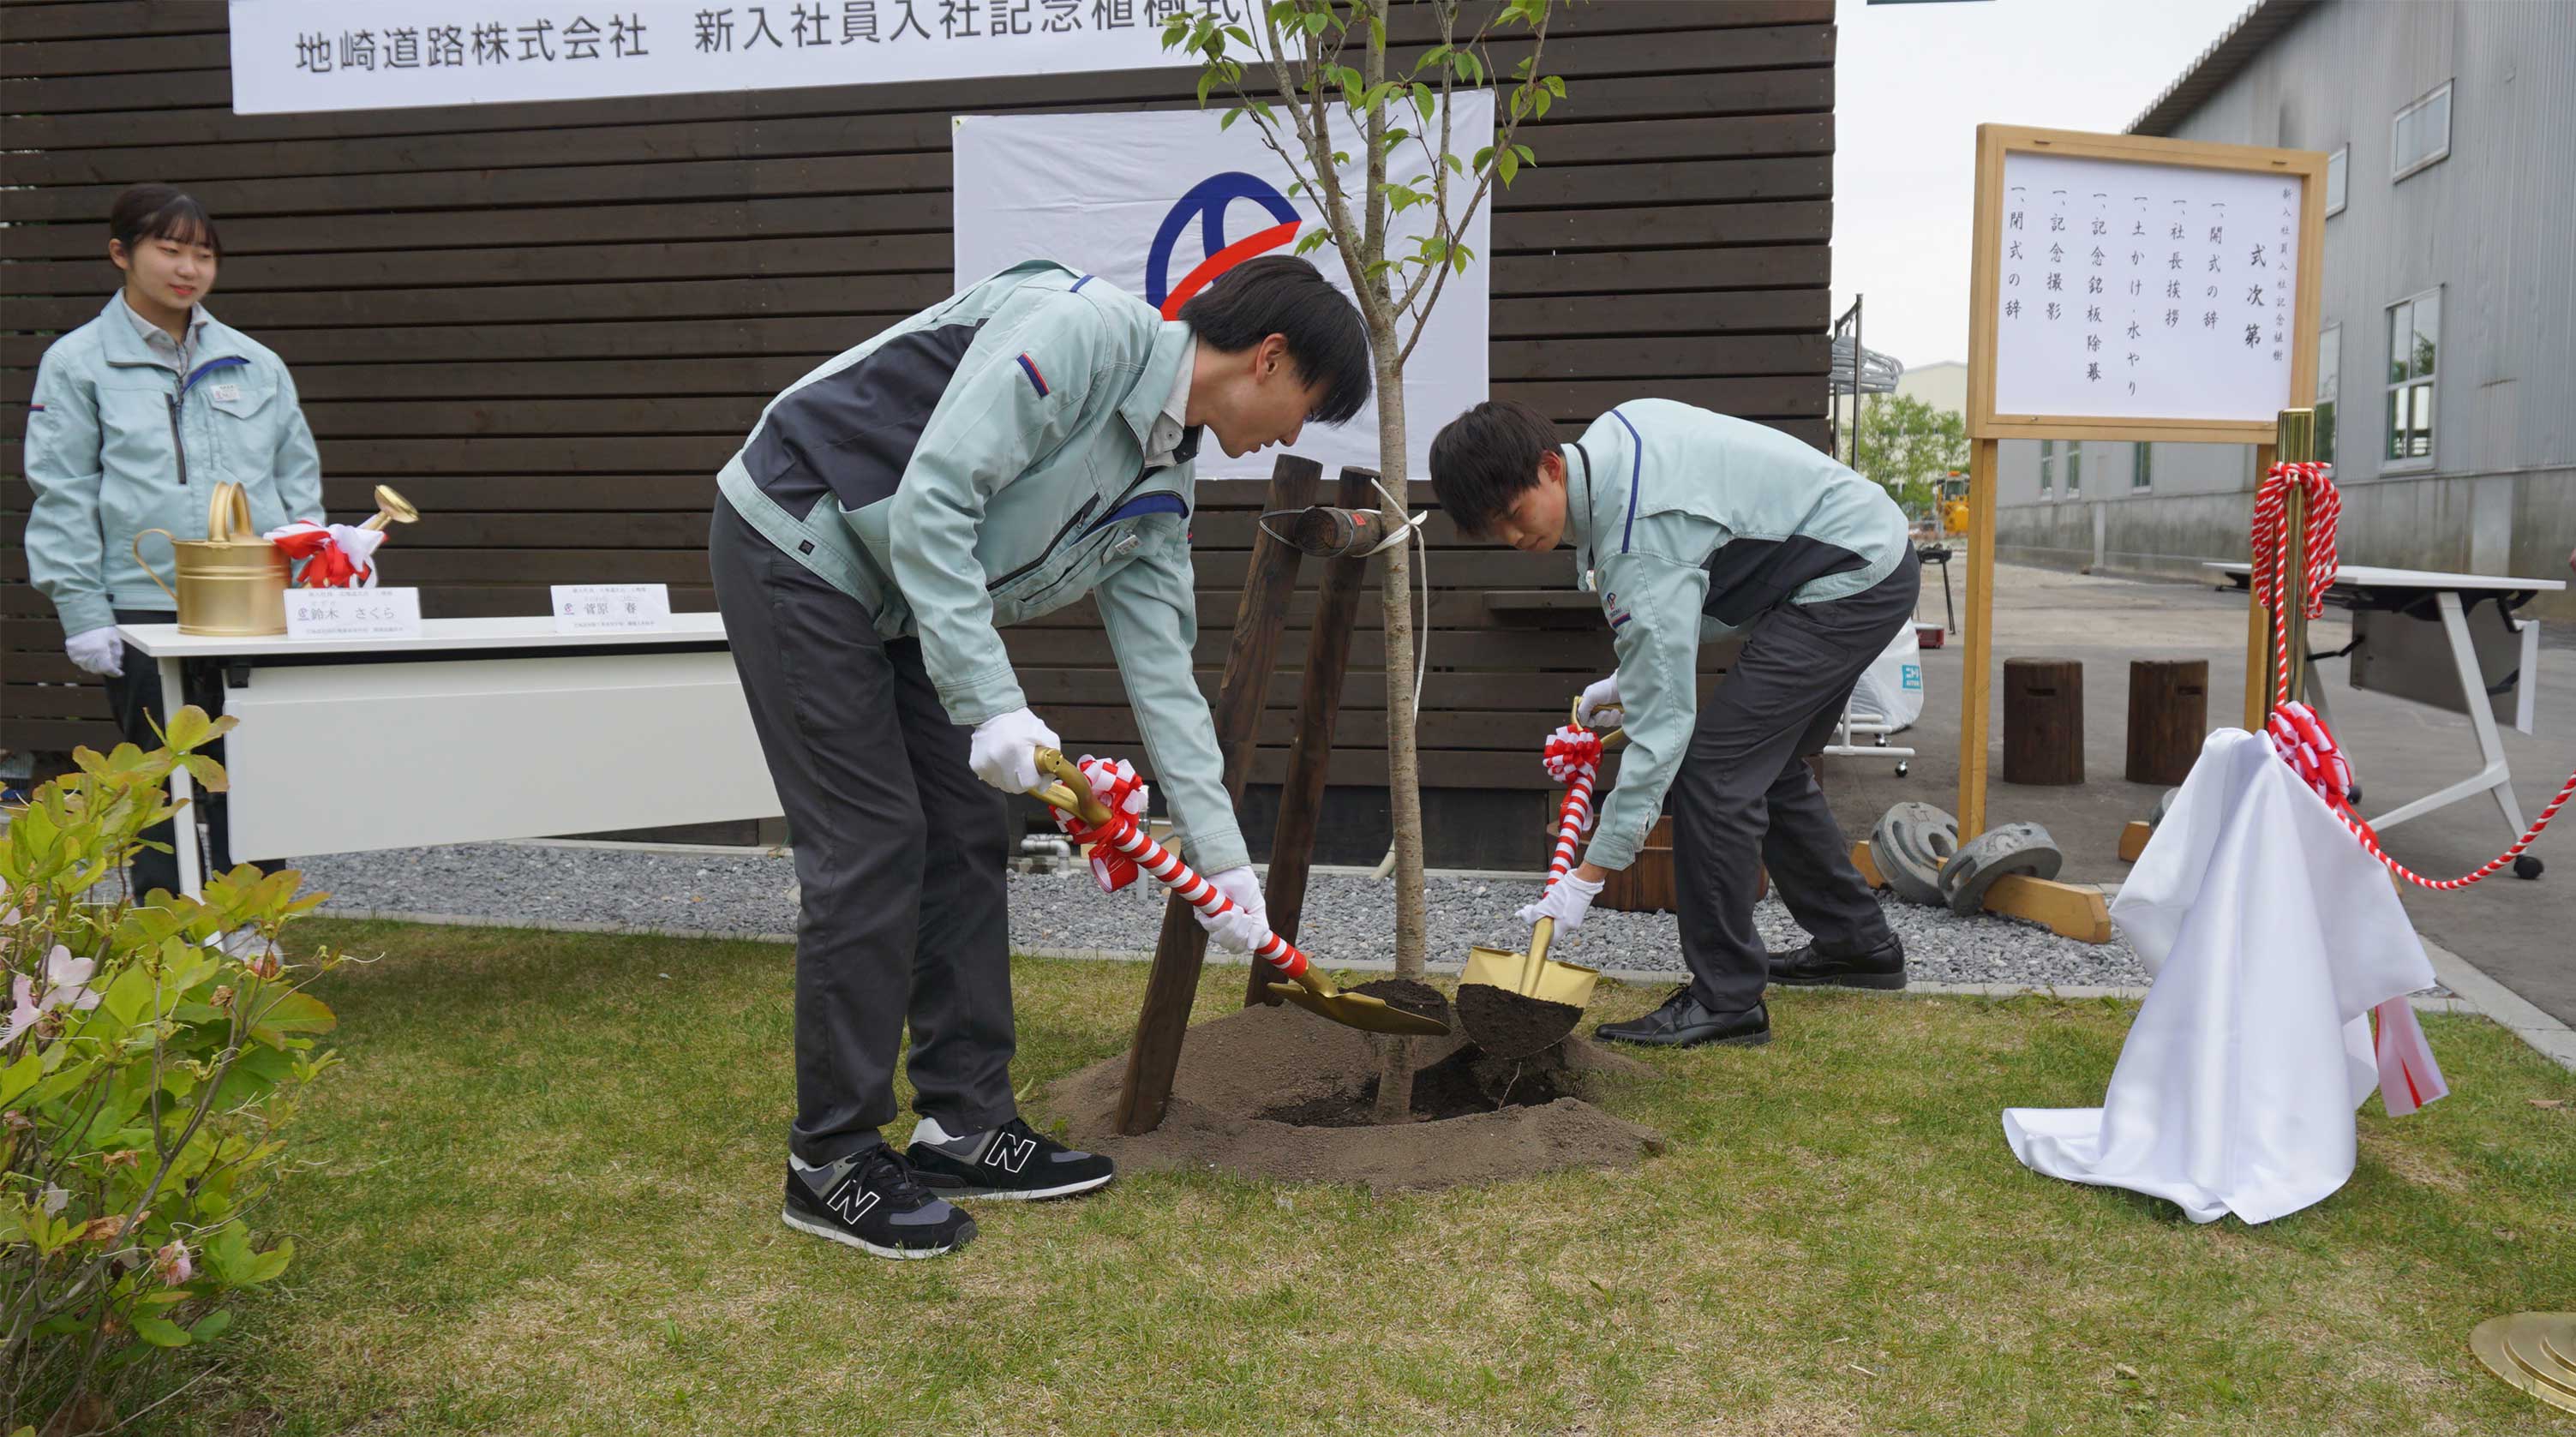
xmin=1456 ymin=705 xmax=1628 ymax=1058
xmin=1028 ymin=749 xmax=1448 ymax=1039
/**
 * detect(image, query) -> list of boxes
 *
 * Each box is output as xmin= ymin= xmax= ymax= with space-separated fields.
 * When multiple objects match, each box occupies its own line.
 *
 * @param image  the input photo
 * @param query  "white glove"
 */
xmin=1516 ymin=871 xmax=1606 ymax=934
xmin=1195 ymin=865 xmax=1271 ymax=954
xmin=1577 ymin=673 xmax=1621 ymax=728
xmin=967 ymin=707 xmax=1059 ymax=792
xmin=65 ymin=626 xmax=123 ymax=678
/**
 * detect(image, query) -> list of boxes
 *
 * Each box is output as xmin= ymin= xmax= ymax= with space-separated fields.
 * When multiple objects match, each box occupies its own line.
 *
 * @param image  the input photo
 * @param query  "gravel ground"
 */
xmin=295 ymin=840 xmax=2154 ymax=987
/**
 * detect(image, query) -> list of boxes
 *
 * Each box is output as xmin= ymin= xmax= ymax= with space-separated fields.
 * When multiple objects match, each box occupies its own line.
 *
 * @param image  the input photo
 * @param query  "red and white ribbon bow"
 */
xmin=263 ymin=520 xmax=386 ymax=589
xmin=1050 ymin=755 xmax=1150 ymax=894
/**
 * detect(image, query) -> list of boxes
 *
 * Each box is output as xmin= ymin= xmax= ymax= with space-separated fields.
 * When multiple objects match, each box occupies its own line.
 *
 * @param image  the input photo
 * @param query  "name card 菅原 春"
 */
xmin=551 ymin=584 xmax=672 ymax=634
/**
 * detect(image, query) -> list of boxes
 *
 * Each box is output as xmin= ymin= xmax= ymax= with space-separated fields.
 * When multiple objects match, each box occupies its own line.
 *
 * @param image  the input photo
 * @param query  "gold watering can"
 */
xmin=134 ymin=483 xmax=288 ymax=636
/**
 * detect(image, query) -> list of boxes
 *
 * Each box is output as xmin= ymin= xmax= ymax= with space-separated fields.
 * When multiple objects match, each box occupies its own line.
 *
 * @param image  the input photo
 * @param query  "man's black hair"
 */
xmin=110 ymin=184 xmax=221 ymax=259
xmin=1429 ymin=399 xmax=1561 ymax=538
xmin=1177 ymin=255 xmax=1371 ymax=425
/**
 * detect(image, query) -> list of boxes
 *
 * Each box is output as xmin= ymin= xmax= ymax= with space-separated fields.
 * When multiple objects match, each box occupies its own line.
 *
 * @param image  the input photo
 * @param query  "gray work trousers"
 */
xmin=710 ymin=499 xmax=1018 ymax=1164
xmin=1673 ymin=551 xmax=1921 ymax=1013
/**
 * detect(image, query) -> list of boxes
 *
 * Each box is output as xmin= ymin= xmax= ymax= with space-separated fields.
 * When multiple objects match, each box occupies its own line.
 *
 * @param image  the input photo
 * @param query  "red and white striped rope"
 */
xmin=1549 ymin=767 xmax=1597 ymax=882
xmin=1089 ymin=813 xmax=1310 ymax=981
xmin=2253 ymin=459 xmax=2571 ymax=889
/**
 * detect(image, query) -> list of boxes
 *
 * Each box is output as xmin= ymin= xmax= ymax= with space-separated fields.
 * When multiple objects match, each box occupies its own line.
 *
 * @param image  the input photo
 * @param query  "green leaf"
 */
xmin=181 ymin=752 xmax=228 ymax=793
xmin=1413 ymin=83 xmax=1435 ymax=125
xmin=245 ymin=1237 xmax=293 ymax=1285
xmin=189 ymin=1308 xmax=235 ymax=1343
xmin=161 ymin=706 xmax=211 ymax=753
xmin=1220 ymin=107 xmax=1243 ymax=131
xmin=1197 ymin=69 xmax=1218 ymax=108
xmin=101 ymin=964 xmax=157 ymax=1029
xmin=133 ymin=1315 xmax=192 ymax=1348
xmin=0 ymin=1048 xmax=41 ymax=1108
xmin=249 ymin=991 xmax=338 ymax=1046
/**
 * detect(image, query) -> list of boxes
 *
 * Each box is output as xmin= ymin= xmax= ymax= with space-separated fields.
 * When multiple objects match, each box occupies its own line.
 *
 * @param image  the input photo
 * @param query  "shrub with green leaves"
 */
xmin=0 ymin=708 xmax=341 ymax=1433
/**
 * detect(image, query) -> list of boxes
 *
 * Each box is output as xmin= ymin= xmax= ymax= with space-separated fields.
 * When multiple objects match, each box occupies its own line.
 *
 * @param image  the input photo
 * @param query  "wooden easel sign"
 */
xmin=1955 ymin=124 xmax=2327 ymax=836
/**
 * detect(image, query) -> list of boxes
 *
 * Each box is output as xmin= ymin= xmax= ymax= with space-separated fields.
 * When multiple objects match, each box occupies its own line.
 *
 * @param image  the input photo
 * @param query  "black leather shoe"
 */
xmin=1595 ymin=988 xmax=1770 ymax=1049
xmin=1768 ymin=933 xmax=1907 ymax=991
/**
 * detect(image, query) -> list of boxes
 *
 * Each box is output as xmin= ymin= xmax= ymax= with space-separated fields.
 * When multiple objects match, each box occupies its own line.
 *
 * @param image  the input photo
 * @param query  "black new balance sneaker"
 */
xmin=906 ymin=1116 xmax=1117 ymax=1201
xmin=781 ymin=1146 xmax=977 ymax=1260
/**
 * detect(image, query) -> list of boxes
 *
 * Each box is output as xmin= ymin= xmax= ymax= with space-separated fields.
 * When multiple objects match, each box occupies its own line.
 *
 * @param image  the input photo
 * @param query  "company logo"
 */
xmin=985 ymin=1133 xmax=1039 ymax=1174
xmin=1145 ymin=171 xmax=1303 ymax=320
xmin=827 ymin=1179 xmax=882 ymax=1226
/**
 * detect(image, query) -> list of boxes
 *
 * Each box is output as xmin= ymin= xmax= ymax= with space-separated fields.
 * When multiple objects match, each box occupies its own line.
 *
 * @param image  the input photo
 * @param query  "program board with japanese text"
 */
xmin=1968 ymin=126 xmax=2327 ymax=445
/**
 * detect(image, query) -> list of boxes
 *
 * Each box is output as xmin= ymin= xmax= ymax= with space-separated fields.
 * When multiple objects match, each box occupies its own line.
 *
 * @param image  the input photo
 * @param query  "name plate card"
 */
xmin=285 ymin=588 xmax=424 ymax=641
xmin=551 ymin=584 xmax=671 ymax=634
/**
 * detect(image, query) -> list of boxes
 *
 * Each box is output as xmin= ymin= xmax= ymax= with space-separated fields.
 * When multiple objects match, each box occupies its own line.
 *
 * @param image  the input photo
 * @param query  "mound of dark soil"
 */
xmin=1040 ymin=994 xmax=1662 ymax=1194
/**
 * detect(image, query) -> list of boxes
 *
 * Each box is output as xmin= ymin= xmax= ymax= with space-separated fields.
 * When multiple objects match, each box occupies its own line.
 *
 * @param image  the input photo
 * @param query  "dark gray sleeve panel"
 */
xmin=745 ymin=320 xmax=986 ymax=521
xmin=1700 ymin=534 xmax=1870 ymax=629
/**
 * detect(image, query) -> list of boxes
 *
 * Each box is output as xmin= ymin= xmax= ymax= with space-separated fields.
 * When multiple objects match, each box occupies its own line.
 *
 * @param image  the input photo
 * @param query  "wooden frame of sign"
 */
xmin=1953 ymin=124 xmax=2327 ymax=936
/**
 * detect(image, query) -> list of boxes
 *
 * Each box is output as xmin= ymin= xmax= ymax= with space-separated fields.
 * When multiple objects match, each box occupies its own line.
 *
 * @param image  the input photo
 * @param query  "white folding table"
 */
xmin=116 ymin=614 xmax=783 ymax=899
xmin=2209 ymin=562 xmax=2562 ymax=853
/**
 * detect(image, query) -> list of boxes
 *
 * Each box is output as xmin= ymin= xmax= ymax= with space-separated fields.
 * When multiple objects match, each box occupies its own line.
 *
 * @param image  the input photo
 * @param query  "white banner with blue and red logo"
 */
xmin=951 ymin=94 xmax=1492 ymax=481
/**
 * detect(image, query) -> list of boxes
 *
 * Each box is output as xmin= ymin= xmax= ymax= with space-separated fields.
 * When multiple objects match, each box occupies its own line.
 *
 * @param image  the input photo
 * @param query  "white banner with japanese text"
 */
xmin=227 ymin=0 xmax=1239 ymax=114
xmin=951 ymin=96 xmax=1493 ymax=481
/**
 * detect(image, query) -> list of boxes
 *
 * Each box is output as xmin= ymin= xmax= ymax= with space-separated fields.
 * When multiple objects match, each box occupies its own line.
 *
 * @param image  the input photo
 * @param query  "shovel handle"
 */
xmin=1027 ymin=747 xmax=1312 ymax=984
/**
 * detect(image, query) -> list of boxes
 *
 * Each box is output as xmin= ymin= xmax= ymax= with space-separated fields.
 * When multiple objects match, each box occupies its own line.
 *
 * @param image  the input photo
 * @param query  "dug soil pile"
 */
xmin=1041 ymin=983 xmax=1664 ymax=1194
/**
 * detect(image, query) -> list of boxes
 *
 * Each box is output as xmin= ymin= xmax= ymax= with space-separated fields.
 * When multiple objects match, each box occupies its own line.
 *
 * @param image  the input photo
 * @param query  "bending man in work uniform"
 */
xmin=1429 ymin=398 xmax=1920 ymax=1049
xmin=711 ymin=257 xmax=1369 ymax=1258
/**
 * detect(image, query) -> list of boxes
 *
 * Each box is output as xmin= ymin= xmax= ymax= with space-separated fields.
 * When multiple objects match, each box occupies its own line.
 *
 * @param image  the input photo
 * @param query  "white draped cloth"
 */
xmin=2003 ymin=728 xmax=2446 ymax=1224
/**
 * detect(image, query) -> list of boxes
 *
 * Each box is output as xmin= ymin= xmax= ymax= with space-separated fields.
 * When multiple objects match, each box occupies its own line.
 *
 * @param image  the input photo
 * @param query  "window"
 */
xmin=2132 ymin=442 xmax=2154 ymax=492
xmin=2039 ymin=440 xmax=2055 ymax=500
xmin=2326 ymin=146 xmax=2349 ymax=216
xmin=2385 ymin=291 xmax=2438 ymax=464
xmin=2065 ymin=441 xmax=2082 ymax=498
xmin=2316 ymin=323 xmax=2340 ymax=464
xmin=2393 ymin=81 xmax=2452 ymax=181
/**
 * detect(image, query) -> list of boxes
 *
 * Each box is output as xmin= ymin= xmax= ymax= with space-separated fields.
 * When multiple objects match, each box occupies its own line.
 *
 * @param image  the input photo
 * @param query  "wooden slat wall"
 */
xmin=1 ymin=0 xmax=1834 ymax=797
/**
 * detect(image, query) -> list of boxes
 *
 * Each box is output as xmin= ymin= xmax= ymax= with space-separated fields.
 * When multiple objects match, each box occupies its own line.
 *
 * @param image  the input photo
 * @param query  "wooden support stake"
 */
xmin=1113 ymin=455 xmax=1318 ymax=1135
xmin=2117 ymin=820 xmax=2154 ymax=863
xmin=1980 ymin=875 xmax=2115 ymax=945
xmin=1849 ymin=838 xmax=2113 ymax=944
xmin=1249 ymin=465 xmax=1375 ymax=1006
xmin=1956 ymin=435 xmax=1999 ymax=838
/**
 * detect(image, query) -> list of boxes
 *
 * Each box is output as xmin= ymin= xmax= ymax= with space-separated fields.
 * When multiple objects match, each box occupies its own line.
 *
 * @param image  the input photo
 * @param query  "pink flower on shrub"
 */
xmin=40 ymin=947 xmax=99 ymax=1013
xmin=153 ymin=1239 xmax=194 ymax=1286
xmin=2 ymin=976 xmax=39 ymax=1047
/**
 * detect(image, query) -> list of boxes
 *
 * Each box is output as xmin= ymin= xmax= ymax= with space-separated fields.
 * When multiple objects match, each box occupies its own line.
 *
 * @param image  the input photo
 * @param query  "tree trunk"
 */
xmin=1369 ymin=335 xmax=1423 ymax=1124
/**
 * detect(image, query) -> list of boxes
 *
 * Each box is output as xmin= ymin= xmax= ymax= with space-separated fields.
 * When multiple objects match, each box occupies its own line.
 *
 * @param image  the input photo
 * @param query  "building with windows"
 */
xmin=1990 ymin=0 xmax=2574 ymax=616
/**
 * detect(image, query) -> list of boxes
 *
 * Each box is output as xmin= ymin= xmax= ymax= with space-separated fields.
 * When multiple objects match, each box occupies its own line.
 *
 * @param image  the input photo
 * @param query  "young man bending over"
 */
xmin=1429 ymin=398 xmax=1919 ymax=1049
xmin=713 ymin=257 xmax=1369 ymax=1256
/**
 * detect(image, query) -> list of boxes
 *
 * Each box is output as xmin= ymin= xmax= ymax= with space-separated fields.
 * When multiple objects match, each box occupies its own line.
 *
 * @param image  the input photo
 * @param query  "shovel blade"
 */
xmin=1267 ymin=983 xmax=1453 ymax=1037
xmin=1460 ymin=944 xmax=1602 ymax=1009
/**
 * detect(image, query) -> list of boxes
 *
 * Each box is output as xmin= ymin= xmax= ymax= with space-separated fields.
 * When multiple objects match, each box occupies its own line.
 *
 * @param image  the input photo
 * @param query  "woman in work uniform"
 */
xmin=1430 ymin=398 xmax=1920 ymax=1051
xmin=21 ymin=184 xmax=323 ymax=897
xmin=711 ymin=254 xmax=1369 ymax=1260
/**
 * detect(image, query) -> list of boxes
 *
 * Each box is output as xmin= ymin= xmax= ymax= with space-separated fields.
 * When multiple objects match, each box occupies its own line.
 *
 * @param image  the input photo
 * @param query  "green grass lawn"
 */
xmin=153 ymin=919 xmax=2576 ymax=1437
